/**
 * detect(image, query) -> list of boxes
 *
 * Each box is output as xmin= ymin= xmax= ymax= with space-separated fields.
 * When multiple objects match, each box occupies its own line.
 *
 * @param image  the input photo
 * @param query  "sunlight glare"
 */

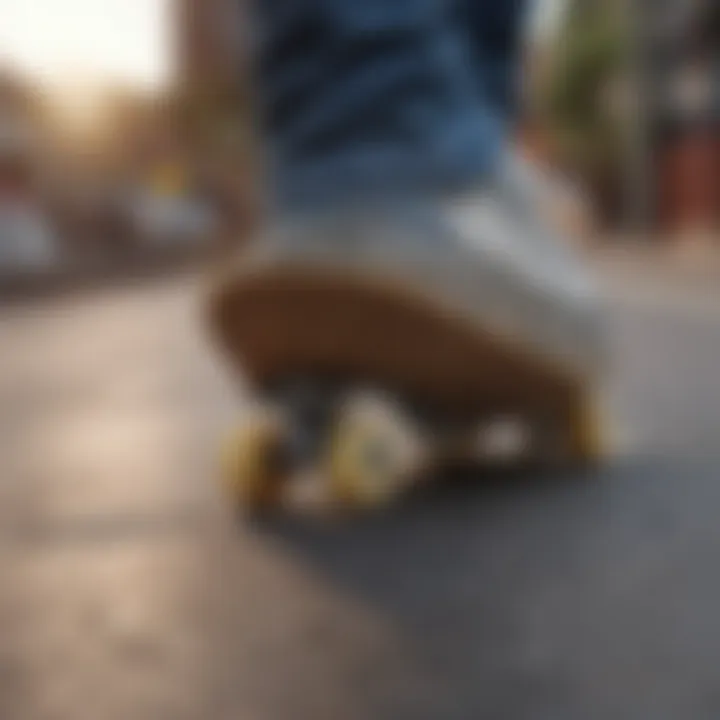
xmin=0 ymin=0 xmax=172 ymax=91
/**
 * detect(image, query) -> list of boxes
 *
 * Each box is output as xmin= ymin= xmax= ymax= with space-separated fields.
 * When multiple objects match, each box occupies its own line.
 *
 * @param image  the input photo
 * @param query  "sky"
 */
xmin=0 ymin=0 xmax=171 ymax=90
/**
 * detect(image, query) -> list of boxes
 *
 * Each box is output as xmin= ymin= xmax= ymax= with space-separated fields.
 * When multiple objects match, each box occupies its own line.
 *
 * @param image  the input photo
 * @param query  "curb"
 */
xmin=0 ymin=249 xmax=211 ymax=304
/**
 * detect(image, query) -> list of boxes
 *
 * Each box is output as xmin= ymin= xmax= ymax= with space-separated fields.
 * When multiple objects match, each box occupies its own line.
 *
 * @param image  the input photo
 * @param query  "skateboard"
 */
xmin=207 ymin=255 xmax=604 ymax=514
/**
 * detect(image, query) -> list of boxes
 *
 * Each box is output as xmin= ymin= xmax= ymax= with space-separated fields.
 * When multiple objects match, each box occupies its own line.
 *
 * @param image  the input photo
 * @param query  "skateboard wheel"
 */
xmin=563 ymin=392 xmax=606 ymax=468
xmin=222 ymin=407 xmax=289 ymax=513
xmin=327 ymin=392 xmax=423 ymax=510
xmin=530 ymin=391 xmax=606 ymax=470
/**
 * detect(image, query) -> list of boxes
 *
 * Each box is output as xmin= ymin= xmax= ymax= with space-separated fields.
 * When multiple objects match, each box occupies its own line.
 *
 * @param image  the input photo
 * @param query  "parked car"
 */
xmin=0 ymin=119 xmax=60 ymax=274
xmin=126 ymin=190 xmax=217 ymax=248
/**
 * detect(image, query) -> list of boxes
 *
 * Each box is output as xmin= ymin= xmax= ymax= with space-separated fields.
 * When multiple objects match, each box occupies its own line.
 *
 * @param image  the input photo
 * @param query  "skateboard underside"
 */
xmin=208 ymin=265 xmax=583 ymax=416
xmin=207 ymin=265 xmax=602 ymax=513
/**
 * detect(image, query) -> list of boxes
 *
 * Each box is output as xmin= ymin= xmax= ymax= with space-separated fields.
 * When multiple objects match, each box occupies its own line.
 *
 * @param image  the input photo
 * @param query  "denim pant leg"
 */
xmin=251 ymin=0 xmax=526 ymax=208
xmin=453 ymin=0 xmax=529 ymax=122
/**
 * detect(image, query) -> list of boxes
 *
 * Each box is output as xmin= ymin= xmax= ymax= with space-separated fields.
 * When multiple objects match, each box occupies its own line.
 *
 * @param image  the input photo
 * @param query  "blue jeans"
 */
xmin=253 ymin=0 xmax=529 ymax=208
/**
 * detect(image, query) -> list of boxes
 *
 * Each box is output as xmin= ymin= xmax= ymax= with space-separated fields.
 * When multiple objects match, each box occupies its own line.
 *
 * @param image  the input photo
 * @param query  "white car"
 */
xmin=0 ymin=199 xmax=59 ymax=274
xmin=128 ymin=191 xmax=217 ymax=248
xmin=0 ymin=116 xmax=60 ymax=275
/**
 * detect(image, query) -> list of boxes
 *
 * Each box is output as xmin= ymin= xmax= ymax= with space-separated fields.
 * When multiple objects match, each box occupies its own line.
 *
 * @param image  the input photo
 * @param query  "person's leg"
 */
xmin=251 ymin=0 xmax=505 ymax=208
xmin=453 ymin=0 xmax=529 ymax=122
xmin=456 ymin=0 xmax=530 ymax=122
xmin=454 ymin=0 xmax=573 ymax=226
xmin=217 ymin=0 xmax=605 ymax=512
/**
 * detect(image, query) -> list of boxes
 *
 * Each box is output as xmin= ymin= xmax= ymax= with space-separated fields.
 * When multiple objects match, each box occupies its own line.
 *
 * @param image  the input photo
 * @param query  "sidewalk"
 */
xmin=589 ymin=236 xmax=720 ymax=284
xmin=0 ymin=246 xmax=212 ymax=304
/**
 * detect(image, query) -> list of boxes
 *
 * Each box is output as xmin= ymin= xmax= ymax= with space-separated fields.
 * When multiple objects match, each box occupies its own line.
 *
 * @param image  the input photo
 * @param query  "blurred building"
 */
xmin=0 ymin=73 xmax=62 ymax=270
xmin=645 ymin=0 xmax=720 ymax=235
xmin=0 ymin=72 xmax=49 ymax=202
xmin=175 ymin=0 xmax=258 ymax=240
xmin=521 ymin=0 xmax=720 ymax=237
xmin=175 ymin=0 xmax=253 ymax=153
xmin=176 ymin=0 xmax=243 ymax=91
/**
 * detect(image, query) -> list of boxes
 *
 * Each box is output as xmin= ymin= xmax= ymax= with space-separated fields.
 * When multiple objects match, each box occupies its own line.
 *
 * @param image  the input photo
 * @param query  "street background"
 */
xmin=3 ymin=1 xmax=720 ymax=718
xmin=3 ymin=255 xmax=720 ymax=719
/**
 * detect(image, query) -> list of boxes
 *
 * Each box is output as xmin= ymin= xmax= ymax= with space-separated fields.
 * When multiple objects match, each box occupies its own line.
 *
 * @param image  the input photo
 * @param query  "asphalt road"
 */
xmin=2 ymin=266 xmax=720 ymax=720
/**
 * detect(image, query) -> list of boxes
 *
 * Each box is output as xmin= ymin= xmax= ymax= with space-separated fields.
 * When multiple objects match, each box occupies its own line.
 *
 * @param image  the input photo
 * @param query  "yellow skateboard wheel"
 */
xmin=327 ymin=392 xmax=424 ymax=510
xmin=523 ymin=390 xmax=607 ymax=471
xmin=222 ymin=408 xmax=288 ymax=513
xmin=564 ymin=392 xmax=606 ymax=468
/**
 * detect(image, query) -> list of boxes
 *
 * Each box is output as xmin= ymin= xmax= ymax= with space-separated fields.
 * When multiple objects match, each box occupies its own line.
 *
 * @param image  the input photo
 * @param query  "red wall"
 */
xmin=658 ymin=129 xmax=720 ymax=233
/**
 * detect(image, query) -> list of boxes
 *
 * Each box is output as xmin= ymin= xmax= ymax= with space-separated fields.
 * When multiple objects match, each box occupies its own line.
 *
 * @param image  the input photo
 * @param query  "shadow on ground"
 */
xmin=239 ymin=458 xmax=720 ymax=719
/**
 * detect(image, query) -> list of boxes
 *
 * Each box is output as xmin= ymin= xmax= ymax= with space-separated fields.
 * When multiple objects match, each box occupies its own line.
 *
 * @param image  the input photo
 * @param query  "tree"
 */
xmin=540 ymin=0 xmax=629 ymax=222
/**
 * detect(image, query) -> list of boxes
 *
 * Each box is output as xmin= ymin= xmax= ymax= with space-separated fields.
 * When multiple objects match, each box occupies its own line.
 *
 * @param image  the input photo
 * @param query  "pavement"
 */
xmin=2 ymin=260 xmax=720 ymax=720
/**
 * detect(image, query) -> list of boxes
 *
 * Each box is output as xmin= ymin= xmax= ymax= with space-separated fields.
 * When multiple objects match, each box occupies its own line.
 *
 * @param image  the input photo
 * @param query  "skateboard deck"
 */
xmin=209 ymin=263 xmax=585 ymax=407
xmin=207 ymin=258 xmax=602 ymax=513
